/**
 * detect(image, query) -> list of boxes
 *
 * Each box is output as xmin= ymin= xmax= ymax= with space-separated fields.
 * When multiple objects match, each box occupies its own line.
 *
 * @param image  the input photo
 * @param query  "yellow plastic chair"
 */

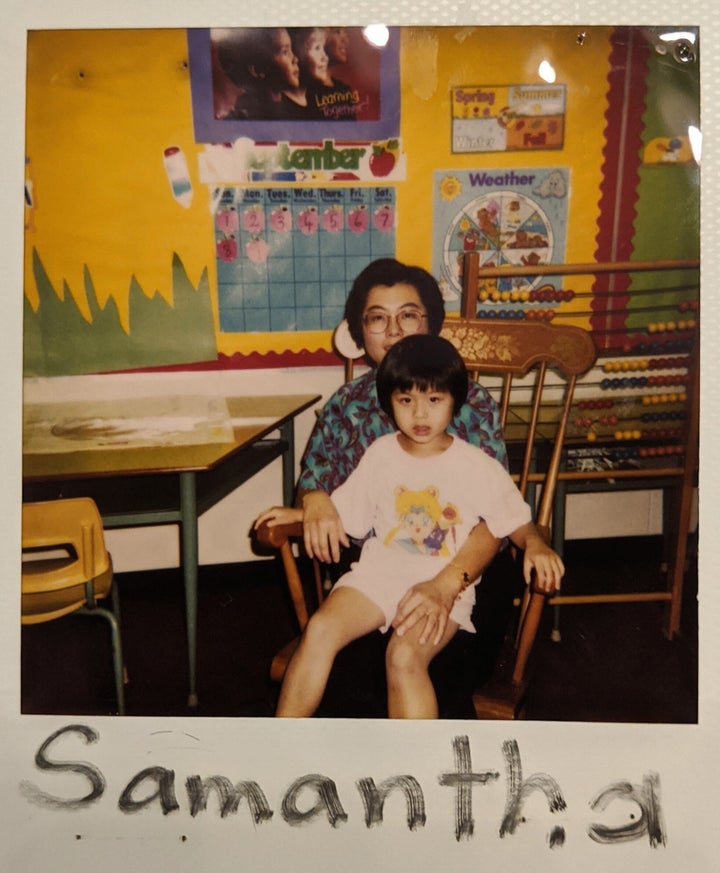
xmin=22 ymin=497 xmax=126 ymax=715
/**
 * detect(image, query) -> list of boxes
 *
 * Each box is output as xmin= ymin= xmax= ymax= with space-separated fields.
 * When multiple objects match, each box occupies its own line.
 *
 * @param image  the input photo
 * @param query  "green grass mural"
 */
xmin=24 ymin=250 xmax=217 ymax=377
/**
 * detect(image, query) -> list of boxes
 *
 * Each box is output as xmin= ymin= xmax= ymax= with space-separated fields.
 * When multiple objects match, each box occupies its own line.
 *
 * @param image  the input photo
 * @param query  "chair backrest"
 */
xmin=440 ymin=316 xmax=596 ymax=536
xmin=22 ymin=497 xmax=112 ymax=622
xmin=440 ymin=316 xmax=596 ymax=690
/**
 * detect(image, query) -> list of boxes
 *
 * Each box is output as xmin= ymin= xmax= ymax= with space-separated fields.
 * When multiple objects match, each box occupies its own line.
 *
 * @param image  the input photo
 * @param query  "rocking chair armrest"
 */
xmin=534 ymin=522 xmax=551 ymax=546
xmin=255 ymin=518 xmax=312 ymax=631
xmin=255 ymin=519 xmax=305 ymax=550
xmin=511 ymin=588 xmax=548 ymax=685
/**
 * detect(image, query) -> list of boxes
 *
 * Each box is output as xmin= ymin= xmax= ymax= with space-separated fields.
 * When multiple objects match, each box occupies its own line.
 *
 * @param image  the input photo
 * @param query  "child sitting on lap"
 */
xmin=255 ymin=334 xmax=563 ymax=718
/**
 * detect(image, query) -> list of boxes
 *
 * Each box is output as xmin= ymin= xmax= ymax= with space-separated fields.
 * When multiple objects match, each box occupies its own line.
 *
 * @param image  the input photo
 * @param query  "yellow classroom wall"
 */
xmin=24 ymin=29 xmax=204 ymax=329
xmin=24 ymin=25 xmax=612 ymax=364
xmin=396 ymin=26 xmax=610 ymax=272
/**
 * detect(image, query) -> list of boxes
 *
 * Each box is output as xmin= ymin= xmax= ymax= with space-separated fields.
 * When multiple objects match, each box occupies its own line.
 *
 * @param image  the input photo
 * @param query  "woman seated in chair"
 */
xmin=265 ymin=258 xmax=555 ymax=716
xmin=257 ymin=335 xmax=563 ymax=718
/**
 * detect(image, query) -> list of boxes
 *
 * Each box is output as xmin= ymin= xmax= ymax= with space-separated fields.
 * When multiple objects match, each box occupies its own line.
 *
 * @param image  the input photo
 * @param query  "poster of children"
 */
xmin=188 ymin=27 xmax=400 ymax=144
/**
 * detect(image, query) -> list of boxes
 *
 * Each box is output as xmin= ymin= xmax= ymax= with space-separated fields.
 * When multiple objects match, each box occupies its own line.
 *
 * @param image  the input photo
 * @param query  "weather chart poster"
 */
xmin=432 ymin=167 xmax=569 ymax=310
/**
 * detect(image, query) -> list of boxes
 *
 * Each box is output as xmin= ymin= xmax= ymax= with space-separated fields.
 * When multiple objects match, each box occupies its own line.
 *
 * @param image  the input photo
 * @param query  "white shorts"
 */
xmin=332 ymin=567 xmax=476 ymax=635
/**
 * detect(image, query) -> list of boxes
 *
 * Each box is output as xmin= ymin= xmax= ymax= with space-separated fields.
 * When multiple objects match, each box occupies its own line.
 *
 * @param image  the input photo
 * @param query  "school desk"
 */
xmin=22 ymin=393 xmax=321 ymax=709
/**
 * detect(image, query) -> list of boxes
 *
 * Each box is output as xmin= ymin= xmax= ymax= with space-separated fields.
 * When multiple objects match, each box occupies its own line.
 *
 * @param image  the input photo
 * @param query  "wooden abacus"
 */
xmin=461 ymin=251 xmax=699 ymax=639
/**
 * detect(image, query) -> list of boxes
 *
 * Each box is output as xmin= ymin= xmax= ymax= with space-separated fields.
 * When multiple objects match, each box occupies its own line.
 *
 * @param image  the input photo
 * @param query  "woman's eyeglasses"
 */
xmin=362 ymin=309 xmax=428 ymax=335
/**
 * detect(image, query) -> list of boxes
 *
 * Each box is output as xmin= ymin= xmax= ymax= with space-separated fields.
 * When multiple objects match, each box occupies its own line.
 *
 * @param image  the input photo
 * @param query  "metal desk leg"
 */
xmin=279 ymin=419 xmax=296 ymax=506
xmin=180 ymin=471 xmax=199 ymax=708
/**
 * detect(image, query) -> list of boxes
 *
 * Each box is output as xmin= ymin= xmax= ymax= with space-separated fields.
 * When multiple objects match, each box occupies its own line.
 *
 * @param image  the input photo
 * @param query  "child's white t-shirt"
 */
xmin=329 ymin=433 xmax=531 ymax=630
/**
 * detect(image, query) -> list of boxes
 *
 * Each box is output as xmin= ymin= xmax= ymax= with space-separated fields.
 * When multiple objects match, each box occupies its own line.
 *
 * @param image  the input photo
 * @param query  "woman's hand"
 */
xmin=391 ymin=573 xmax=460 ymax=646
xmin=300 ymin=490 xmax=350 ymax=564
xmin=254 ymin=506 xmax=303 ymax=529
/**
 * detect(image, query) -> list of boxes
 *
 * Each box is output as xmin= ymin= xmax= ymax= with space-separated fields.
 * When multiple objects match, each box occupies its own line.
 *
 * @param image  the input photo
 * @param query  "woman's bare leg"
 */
xmin=276 ymin=587 xmax=385 ymax=717
xmin=385 ymin=619 xmax=460 ymax=719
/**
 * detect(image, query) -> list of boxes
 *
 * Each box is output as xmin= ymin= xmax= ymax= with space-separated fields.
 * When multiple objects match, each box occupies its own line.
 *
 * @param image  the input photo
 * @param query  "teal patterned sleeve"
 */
xmin=297 ymin=372 xmax=394 ymax=495
xmin=451 ymin=381 xmax=508 ymax=470
xmin=297 ymin=401 xmax=345 ymax=494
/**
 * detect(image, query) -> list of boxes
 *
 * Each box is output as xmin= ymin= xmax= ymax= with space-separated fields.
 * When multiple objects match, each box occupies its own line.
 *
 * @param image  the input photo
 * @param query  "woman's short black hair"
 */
xmin=344 ymin=258 xmax=446 ymax=350
xmin=376 ymin=335 xmax=468 ymax=420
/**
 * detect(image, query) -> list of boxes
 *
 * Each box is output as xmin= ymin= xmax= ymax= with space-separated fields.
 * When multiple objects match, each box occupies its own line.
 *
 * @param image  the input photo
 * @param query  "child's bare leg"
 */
xmin=276 ymin=587 xmax=384 ymax=717
xmin=385 ymin=620 xmax=459 ymax=719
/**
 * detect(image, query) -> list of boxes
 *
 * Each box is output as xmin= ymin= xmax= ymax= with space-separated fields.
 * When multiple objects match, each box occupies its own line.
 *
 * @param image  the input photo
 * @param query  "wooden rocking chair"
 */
xmin=256 ymin=306 xmax=596 ymax=718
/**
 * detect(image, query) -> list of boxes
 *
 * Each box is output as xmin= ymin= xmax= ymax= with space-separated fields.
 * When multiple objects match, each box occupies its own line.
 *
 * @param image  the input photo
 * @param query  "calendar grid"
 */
xmin=215 ymin=187 xmax=396 ymax=333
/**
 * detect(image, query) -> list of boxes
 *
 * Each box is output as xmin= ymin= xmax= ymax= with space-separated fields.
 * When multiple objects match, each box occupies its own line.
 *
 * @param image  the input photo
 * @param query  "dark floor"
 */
xmin=20 ymin=535 xmax=698 ymax=722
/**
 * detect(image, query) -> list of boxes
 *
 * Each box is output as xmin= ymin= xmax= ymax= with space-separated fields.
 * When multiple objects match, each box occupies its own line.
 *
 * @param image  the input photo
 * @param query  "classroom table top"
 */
xmin=22 ymin=393 xmax=321 ymax=481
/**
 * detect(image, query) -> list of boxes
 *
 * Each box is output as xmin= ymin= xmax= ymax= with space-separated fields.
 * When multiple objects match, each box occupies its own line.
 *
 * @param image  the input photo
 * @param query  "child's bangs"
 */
xmin=394 ymin=375 xmax=448 ymax=395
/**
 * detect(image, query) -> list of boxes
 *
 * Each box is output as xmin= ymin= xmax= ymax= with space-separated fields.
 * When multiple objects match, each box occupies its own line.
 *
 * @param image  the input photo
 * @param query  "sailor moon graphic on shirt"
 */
xmin=383 ymin=485 xmax=462 ymax=556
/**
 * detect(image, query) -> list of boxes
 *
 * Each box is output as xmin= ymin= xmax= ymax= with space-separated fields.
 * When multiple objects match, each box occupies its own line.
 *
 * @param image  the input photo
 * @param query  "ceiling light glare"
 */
xmin=659 ymin=31 xmax=697 ymax=44
xmin=363 ymin=24 xmax=390 ymax=48
xmin=538 ymin=60 xmax=556 ymax=83
xmin=688 ymin=125 xmax=702 ymax=164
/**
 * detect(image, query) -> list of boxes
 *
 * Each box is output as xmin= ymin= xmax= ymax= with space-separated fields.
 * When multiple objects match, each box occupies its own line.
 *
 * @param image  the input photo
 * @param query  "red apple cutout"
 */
xmin=347 ymin=205 xmax=369 ymax=234
xmin=270 ymin=206 xmax=292 ymax=233
xmin=245 ymin=237 xmax=269 ymax=264
xmin=369 ymin=146 xmax=396 ymax=177
xmin=216 ymin=238 xmax=238 ymax=263
xmin=215 ymin=209 xmax=238 ymax=234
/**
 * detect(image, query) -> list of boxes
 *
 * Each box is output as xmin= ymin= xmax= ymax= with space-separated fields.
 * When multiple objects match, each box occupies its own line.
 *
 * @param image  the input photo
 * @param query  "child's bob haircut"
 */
xmin=377 ymin=334 xmax=468 ymax=421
